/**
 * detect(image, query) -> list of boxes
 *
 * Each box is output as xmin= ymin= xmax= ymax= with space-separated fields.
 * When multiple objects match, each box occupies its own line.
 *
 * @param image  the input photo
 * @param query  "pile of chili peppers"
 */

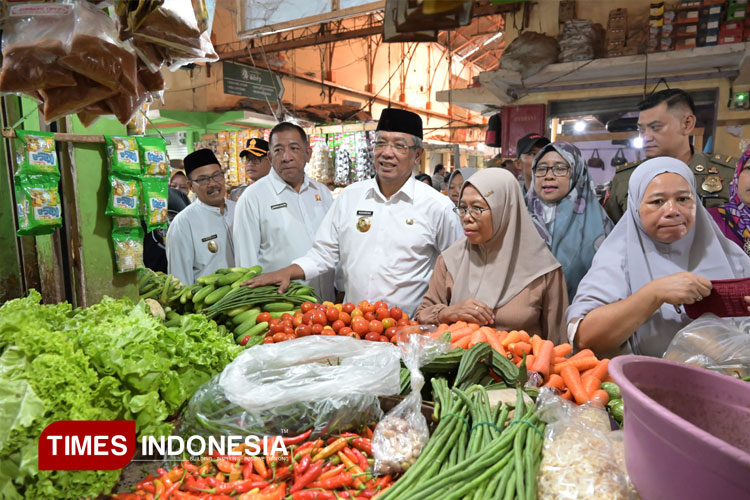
xmin=112 ymin=427 xmax=395 ymax=500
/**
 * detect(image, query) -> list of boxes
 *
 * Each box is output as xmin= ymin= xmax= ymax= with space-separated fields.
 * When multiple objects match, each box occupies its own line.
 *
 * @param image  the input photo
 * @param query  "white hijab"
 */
xmin=568 ymin=157 xmax=750 ymax=357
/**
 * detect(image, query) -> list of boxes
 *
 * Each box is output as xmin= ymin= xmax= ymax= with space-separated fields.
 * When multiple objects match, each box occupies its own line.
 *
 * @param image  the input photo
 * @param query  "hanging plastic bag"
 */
xmin=106 ymin=174 xmax=141 ymax=217
xmin=178 ymin=336 xmax=401 ymax=439
xmin=112 ymin=227 xmax=145 ymax=273
xmin=14 ymin=131 xmax=59 ymax=177
xmin=663 ymin=314 xmax=750 ymax=378
xmin=142 ymin=177 xmax=169 ymax=232
xmin=39 ymin=73 xmax=118 ymax=123
xmin=372 ymin=331 xmax=450 ymax=474
xmin=14 ymin=175 xmax=62 ymax=236
xmin=138 ymin=136 xmax=169 ymax=177
xmin=106 ymin=136 xmax=141 ymax=177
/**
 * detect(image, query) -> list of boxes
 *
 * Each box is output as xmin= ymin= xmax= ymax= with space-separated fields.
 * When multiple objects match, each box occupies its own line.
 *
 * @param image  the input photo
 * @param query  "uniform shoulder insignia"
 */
xmin=709 ymin=153 xmax=735 ymax=168
xmin=616 ymin=160 xmax=640 ymax=172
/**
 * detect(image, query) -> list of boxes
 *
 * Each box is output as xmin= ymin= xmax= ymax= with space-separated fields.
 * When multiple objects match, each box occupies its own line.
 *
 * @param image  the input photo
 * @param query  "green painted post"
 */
xmin=0 ymin=97 xmax=24 ymax=302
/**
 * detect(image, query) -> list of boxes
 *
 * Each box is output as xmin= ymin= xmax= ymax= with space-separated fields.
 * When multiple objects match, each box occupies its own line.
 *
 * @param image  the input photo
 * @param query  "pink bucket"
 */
xmin=609 ymin=355 xmax=750 ymax=500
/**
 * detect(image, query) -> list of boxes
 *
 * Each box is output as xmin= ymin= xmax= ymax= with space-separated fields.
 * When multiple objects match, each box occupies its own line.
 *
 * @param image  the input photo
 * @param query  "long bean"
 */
xmin=492 ymin=464 xmax=512 ymax=500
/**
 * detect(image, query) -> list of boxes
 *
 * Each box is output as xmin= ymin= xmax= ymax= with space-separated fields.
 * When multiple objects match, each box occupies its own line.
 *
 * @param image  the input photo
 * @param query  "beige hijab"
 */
xmin=443 ymin=168 xmax=561 ymax=308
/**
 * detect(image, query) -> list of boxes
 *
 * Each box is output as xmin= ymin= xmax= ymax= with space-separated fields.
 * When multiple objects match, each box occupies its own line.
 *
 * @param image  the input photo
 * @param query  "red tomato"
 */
xmin=239 ymin=335 xmax=251 ymax=346
xmin=257 ymin=312 xmax=272 ymax=323
xmin=348 ymin=332 xmax=361 ymax=339
xmin=295 ymin=324 xmax=312 ymax=337
xmin=339 ymin=326 xmax=353 ymax=336
xmin=283 ymin=326 xmax=294 ymax=335
xmin=378 ymin=335 xmax=390 ymax=342
xmin=281 ymin=313 xmax=294 ymax=323
xmin=352 ymin=318 xmax=369 ymax=335
xmin=342 ymin=302 xmax=355 ymax=314
xmin=364 ymin=332 xmax=380 ymax=342
xmin=364 ymin=312 xmax=376 ymax=322
xmin=280 ymin=319 xmax=293 ymax=329
xmin=331 ymin=319 xmax=345 ymax=333
xmin=362 ymin=302 xmax=375 ymax=314
xmin=368 ymin=320 xmax=384 ymax=334
xmin=389 ymin=307 xmax=403 ymax=320
xmin=384 ymin=327 xmax=397 ymax=339
xmin=264 ymin=337 xmax=274 ymax=344
xmin=312 ymin=310 xmax=328 ymax=326
xmin=272 ymin=332 xmax=287 ymax=343
xmin=311 ymin=324 xmax=324 ymax=335
xmin=302 ymin=311 xmax=314 ymax=325
xmin=269 ymin=317 xmax=281 ymax=326
xmin=300 ymin=302 xmax=315 ymax=313
xmin=325 ymin=307 xmax=340 ymax=322
xmin=269 ymin=324 xmax=284 ymax=334
xmin=375 ymin=308 xmax=390 ymax=321
xmin=321 ymin=328 xmax=336 ymax=336
xmin=381 ymin=318 xmax=396 ymax=329
xmin=358 ymin=301 xmax=371 ymax=312
xmin=374 ymin=301 xmax=388 ymax=311
xmin=397 ymin=318 xmax=409 ymax=327
xmin=293 ymin=313 xmax=304 ymax=327
xmin=286 ymin=333 xmax=297 ymax=340
xmin=339 ymin=312 xmax=352 ymax=325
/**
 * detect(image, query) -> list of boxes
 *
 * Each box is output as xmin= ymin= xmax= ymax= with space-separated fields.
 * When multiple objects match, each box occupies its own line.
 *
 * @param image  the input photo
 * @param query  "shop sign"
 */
xmin=222 ymin=61 xmax=284 ymax=101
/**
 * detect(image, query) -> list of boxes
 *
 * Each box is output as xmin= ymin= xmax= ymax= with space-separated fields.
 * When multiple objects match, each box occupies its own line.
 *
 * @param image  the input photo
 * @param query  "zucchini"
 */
xmin=269 ymin=311 xmax=295 ymax=318
xmin=217 ymin=271 xmax=246 ymax=286
xmin=192 ymin=284 xmax=215 ymax=303
xmin=235 ymin=319 xmax=268 ymax=337
xmin=233 ymin=308 xmax=262 ymax=326
xmin=263 ymin=301 xmax=296 ymax=312
xmin=231 ymin=269 xmax=259 ymax=289
xmin=204 ymin=285 xmax=232 ymax=305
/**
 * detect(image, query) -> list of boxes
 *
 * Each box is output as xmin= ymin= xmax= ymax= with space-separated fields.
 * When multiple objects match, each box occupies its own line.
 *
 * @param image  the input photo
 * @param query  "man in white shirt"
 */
xmin=245 ymin=108 xmax=462 ymax=316
xmin=166 ymin=149 xmax=236 ymax=285
xmin=233 ymin=123 xmax=335 ymax=301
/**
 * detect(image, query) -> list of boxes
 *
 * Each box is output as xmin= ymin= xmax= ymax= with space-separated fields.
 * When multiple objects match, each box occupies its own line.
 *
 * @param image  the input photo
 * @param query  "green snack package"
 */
xmin=113 ymin=216 xmax=141 ymax=228
xmin=112 ymin=227 xmax=144 ymax=273
xmin=14 ymin=174 xmax=62 ymax=236
xmin=106 ymin=174 xmax=140 ymax=217
xmin=105 ymin=136 xmax=141 ymax=176
xmin=138 ymin=136 xmax=169 ymax=177
xmin=142 ymin=177 xmax=168 ymax=232
xmin=15 ymin=130 xmax=59 ymax=177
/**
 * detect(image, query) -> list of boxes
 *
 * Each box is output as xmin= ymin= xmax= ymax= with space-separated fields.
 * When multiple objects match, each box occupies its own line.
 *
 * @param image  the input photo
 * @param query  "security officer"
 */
xmin=229 ymin=138 xmax=271 ymax=201
xmin=604 ymin=88 xmax=734 ymax=223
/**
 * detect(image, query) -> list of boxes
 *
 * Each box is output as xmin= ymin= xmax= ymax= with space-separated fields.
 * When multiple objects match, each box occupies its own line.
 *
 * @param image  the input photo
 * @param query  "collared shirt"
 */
xmin=166 ymin=198 xmax=236 ymax=285
xmin=293 ymin=176 xmax=463 ymax=316
xmin=233 ymin=169 xmax=335 ymax=301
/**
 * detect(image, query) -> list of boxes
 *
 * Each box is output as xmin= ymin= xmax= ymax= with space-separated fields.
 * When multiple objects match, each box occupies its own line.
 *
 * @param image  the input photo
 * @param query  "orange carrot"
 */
xmin=451 ymin=335 xmax=471 ymax=350
xmin=467 ymin=323 xmax=481 ymax=331
xmin=569 ymin=349 xmax=595 ymax=360
xmin=501 ymin=330 xmax=521 ymax=348
xmin=589 ymin=359 xmax=610 ymax=381
xmin=510 ymin=342 xmax=532 ymax=357
xmin=468 ymin=329 xmax=486 ymax=348
xmin=496 ymin=330 xmax=508 ymax=342
xmin=532 ymin=340 xmax=554 ymax=379
xmin=519 ymin=330 xmax=530 ymax=343
xmin=560 ymin=389 xmax=573 ymax=401
xmin=553 ymin=357 xmax=569 ymax=364
xmin=552 ymin=343 xmax=573 ymax=357
xmin=589 ymin=389 xmax=610 ymax=406
xmin=560 ymin=365 xmax=589 ymax=405
xmin=553 ymin=357 xmax=599 ymax=375
xmin=514 ymin=354 xmax=534 ymax=368
xmin=436 ymin=324 xmax=450 ymax=334
xmin=582 ymin=374 xmax=601 ymax=397
xmin=543 ymin=373 xmax=565 ymax=392
xmin=531 ymin=335 xmax=544 ymax=356
xmin=481 ymin=327 xmax=504 ymax=354
xmin=450 ymin=326 xmax=477 ymax=342
xmin=452 ymin=321 xmax=468 ymax=329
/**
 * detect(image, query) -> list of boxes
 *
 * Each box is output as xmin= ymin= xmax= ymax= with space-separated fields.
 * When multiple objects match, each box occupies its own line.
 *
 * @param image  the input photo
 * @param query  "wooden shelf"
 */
xmin=2 ymin=129 xmax=106 ymax=143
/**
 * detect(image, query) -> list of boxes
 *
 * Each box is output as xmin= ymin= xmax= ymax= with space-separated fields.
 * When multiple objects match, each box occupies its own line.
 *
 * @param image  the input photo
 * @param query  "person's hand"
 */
xmin=744 ymin=296 xmax=750 ymax=315
xmin=648 ymin=272 xmax=712 ymax=306
xmin=243 ymin=266 xmax=297 ymax=293
xmin=438 ymin=299 xmax=494 ymax=325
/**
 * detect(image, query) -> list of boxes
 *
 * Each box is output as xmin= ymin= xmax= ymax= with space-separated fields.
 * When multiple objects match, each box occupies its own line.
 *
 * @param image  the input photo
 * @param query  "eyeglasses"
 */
xmin=533 ymin=163 xmax=570 ymax=177
xmin=453 ymin=206 xmax=490 ymax=218
xmin=373 ymin=141 xmax=419 ymax=153
xmin=190 ymin=171 xmax=225 ymax=186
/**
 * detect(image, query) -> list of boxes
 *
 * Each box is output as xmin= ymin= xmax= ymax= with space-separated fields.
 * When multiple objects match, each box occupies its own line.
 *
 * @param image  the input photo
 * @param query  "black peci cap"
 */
xmin=183 ymin=149 xmax=220 ymax=176
xmin=376 ymin=108 xmax=423 ymax=139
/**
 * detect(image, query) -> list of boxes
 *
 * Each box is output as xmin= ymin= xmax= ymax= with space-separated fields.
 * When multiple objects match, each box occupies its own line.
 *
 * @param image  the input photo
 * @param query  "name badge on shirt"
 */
xmin=271 ymin=203 xmax=288 ymax=210
xmin=356 ymin=210 xmax=373 ymax=216
xmin=201 ymin=234 xmax=218 ymax=242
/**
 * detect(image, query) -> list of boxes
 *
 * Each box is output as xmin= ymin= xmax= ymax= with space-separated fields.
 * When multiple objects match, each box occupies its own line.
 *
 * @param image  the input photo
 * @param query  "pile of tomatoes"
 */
xmin=260 ymin=301 xmax=418 ymax=344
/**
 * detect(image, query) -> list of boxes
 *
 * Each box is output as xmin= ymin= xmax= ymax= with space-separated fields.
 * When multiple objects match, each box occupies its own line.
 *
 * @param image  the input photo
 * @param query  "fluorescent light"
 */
xmin=632 ymin=136 xmax=644 ymax=149
xmin=574 ymin=121 xmax=586 ymax=132
xmin=482 ymin=32 xmax=503 ymax=46
xmin=456 ymin=46 xmax=479 ymax=63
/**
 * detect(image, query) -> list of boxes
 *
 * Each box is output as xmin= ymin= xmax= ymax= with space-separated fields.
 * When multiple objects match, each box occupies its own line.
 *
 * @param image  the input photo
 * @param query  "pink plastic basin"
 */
xmin=609 ymin=355 xmax=750 ymax=500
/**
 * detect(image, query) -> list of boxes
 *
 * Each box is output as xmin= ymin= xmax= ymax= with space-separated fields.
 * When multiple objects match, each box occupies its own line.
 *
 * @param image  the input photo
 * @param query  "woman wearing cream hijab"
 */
xmin=415 ymin=169 xmax=568 ymax=343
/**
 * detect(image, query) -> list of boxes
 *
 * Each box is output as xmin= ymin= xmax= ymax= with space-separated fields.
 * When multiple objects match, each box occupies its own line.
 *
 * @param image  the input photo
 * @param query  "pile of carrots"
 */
xmin=431 ymin=321 xmax=612 ymax=406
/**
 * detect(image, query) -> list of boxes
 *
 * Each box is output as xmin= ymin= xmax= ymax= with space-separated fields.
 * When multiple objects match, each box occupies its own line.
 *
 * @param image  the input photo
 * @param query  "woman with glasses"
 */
xmin=415 ymin=169 xmax=568 ymax=343
xmin=526 ymin=142 xmax=614 ymax=301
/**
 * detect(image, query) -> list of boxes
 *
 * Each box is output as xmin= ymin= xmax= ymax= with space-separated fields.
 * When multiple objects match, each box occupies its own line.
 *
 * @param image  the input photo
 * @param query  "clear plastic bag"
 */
xmin=536 ymin=388 xmax=639 ymax=500
xmin=663 ymin=314 xmax=750 ymax=378
xmin=372 ymin=331 xmax=449 ymax=475
xmin=179 ymin=336 xmax=401 ymax=439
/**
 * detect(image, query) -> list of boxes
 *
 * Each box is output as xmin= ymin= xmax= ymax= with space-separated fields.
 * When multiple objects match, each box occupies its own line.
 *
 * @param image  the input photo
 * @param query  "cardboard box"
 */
xmin=676 ymin=23 xmax=700 ymax=35
xmin=719 ymin=25 xmax=744 ymax=36
xmin=718 ymin=33 xmax=744 ymax=42
xmin=675 ymin=36 xmax=698 ymax=48
xmin=607 ymin=39 xmax=626 ymax=50
xmin=676 ymin=10 xmax=700 ymax=22
xmin=700 ymin=4 xmax=724 ymax=17
xmin=607 ymin=27 xmax=627 ymax=41
xmin=702 ymin=0 xmax=727 ymax=5
xmin=727 ymin=4 xmax=748 ymax=19
xmin=608 ymin=8 xmax=628 ymax=29
xmin=678 ymin=0 xmax=701 ymax=8
xmin=698 ymin=33 xmax=719 ymax=45
xmin=699 ymin=17 xmax=721 ymax=29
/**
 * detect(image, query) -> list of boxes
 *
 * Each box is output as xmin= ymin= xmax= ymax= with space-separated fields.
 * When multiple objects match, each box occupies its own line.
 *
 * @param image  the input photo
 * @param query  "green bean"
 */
xmin=492 ymin=464 xmax=512 ymax=500
xmin=502 ymin=468 xmax=516 ymax=500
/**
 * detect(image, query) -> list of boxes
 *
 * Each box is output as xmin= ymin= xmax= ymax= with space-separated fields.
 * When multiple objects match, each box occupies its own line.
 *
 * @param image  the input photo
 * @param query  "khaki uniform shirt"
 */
xmin=604 ymin=152 xmax=735 ymax=223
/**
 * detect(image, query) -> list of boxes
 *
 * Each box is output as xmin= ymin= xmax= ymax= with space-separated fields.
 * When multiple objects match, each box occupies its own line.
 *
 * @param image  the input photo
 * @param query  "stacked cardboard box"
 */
xmin=699 ymin=1 xmax=724 ymax=46
xmin=675 ymin=0 xmax=701 ymax=49
xmin=606 ymin=8 xmax=628 ymax=56
xmin=649 ymin=2 xmax=665 ymax=52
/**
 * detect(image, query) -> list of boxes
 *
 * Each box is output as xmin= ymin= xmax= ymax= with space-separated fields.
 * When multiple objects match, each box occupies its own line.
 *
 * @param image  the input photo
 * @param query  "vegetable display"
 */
xmin=0 ymin=291 xmax=240 ymax=500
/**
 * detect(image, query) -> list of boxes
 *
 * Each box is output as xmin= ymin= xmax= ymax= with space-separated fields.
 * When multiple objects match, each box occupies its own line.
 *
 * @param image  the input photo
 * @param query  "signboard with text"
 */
xmin=222 ymin=62 xmax=284 ymax=102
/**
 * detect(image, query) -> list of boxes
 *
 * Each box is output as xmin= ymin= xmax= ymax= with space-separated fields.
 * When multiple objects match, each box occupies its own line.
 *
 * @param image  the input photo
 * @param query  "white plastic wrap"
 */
xmin=372 ymin=332 xmax=449 ymax=474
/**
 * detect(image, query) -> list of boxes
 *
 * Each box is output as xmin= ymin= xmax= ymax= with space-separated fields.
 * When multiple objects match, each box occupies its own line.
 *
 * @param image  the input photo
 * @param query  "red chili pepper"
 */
xmin=163 ymin=480 xmax=181 ymax=498
xmin=215 ymin=459 xmax=235 ymax=474
xmin=376 ymin=474 xmax=392 ymax=489
xmin=281 ymin=428 xmax=313 ymax=446
xmin=242 ymin=461 xmax=253 ymax=480
xmin=293 ymin=455 xmax=310 ymax=477
xmin=358 ymin=489 xmax=375 ymax=498
xmin=274 ymin=465 xmax=291 ymax=482
xmin=182 ymin=460 xmax=199 ymax=474
xmin=290 ymin=491 xmax=336 ymax=500
xmin=365 ymin=426 xmax=373 ymax=439
xmin=350 ymin=448 xmax=369 ymax=471
xmin=338 ymin=432 xmax=359 ymax=438
xmin=317 ymin=464 xmax=345 ymax=481
xmin=138 ymin=482 xmax=156 ymax=494
xmin=252 ymin=456 xmax=269 ymax=479
xmin=351 ymin=438 xmax=372 ymax=456
xmin=309 ymin=471 xmax=354 ymax=489
xmin=289 ymin=460 xmax=323 ymax=493
xmin=156 ymin=467 xmax=169 ymax=477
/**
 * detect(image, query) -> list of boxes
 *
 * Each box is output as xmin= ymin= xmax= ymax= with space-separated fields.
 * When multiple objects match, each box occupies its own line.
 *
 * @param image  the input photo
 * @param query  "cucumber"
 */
xmin=230 ymin=267 xmax=263 ymax=288
xmin=197 ymin=274 xmax=221 ymax=286
xmin=601 ymin=382 xmax=621 ymax=400
xmin=263 ymin=301 xmax=296 ymax=312
xmin=269 ymin=311 xmax=295 ymax=318
xmin=217 ymin=271 xmax=246 ymax=286
xmin=192 ymin=284 xmax=215 ymax=303
xmin=244 ymin=321 xmax=270 ymax=337
xmin=233 ymin=308 xmax=261 ymax=326
xmin=226 ymin=305 xmax=251 ymax=317
xmin=235 ymin=319 xmax=268 ymax=337
xmin=224 ymin=266 xmax=251 ymax=274
xmin=204 ymin=285 xmax=232 ymax=305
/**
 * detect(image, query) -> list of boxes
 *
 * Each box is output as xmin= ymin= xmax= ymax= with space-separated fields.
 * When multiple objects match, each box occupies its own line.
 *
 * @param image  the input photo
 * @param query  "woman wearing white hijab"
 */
xmin=568 ymin=157 xmax=750 ymax=358
xmin=415 ymin=169 xmax=569 ymax=343
xmin=446 ymin=168 xmax=477 ymax=206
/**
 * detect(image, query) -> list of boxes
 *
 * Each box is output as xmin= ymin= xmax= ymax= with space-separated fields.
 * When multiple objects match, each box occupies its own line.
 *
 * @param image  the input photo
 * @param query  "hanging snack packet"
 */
xmin=142 ymin=177 xmax=168 ymax=231
xmin=14 ymin=175 xmax=63 ymax=236
xmin=106 ymin=174 xmax=140 ymax=217
xmin=112 ymin=227 xmax=144 ymax=273
xmin=15 ymin=131 xmax=59 ymax=177
xmin=105 ymin=136 xmax=141 ymax=176
xmin=138 ymin=136 xmax=169 ymax=177
xmin=113 ymin=216 xmax=141 ymax=228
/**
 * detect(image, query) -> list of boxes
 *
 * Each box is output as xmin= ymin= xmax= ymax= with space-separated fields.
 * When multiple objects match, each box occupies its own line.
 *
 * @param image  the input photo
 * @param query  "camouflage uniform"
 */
xmin=603 ymin=152 xmax=736 ymax=223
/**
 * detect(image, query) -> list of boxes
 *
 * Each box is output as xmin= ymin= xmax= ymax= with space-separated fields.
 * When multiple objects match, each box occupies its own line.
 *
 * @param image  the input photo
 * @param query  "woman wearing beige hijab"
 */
xmin=415 ymin=169 xmax=569 ymax=343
